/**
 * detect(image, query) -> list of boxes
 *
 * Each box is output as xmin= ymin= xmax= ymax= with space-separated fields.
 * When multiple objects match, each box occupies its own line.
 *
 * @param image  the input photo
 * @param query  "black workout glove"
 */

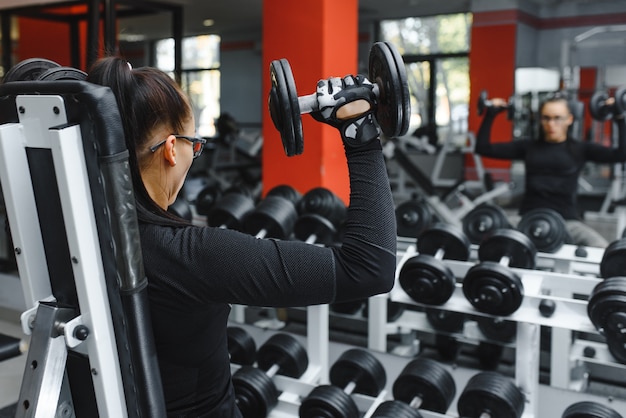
xmin=311 ymin=75 xmax=381 ymax=148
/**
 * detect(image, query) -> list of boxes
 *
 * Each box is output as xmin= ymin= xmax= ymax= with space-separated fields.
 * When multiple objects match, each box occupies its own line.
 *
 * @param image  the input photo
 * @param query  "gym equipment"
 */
xmin=167 ymin=194 xmax=193 ymax=221
xmin=399 ymin=223 xmax=471 ymax=305
xmin=477 ymin=316 xmax=517 ymax=343
xmin=2 ymin=58 xmax=61 ymax=82
xmin=194 ymin=180 xmax=223 ymax=216
xmin=294 ymin=187 xmax=346 ymax=245
xmin=562 ymin=401 xmax=624 ymax=418
xmin=0 ymin=333 xmax=27 ymax=361
xmin=517 ymin=207 xmax=570 ymax=253
xmin=207 ymin=191 xmax=255 ymax=230
xmin=299 ymin=348 xmax=386 ymax=418
xmin=362 ymin=298 xmax=406 ymax=323
xmin=463 ymin=229 xmax=536 ymax=315
xmin=267 ymin=184 xmax=302 ymax=205
xmin=456 ymin=372 xmax=525 ymax=418
xmin=371 ymin=357 xmax=455 ymax=417
xmin=589 ymin=88 xmax=626 ymax=121
xmin=425 ymin=308 xmax=466 ymax=361
xmin=396 ymin=198 xmax=435 ymax=238
xmin=477 ymin=89 xmax=516 ymax=120
xmin=599 ymin=238 xmax=626 ymax=279
xmin=243 ymin=195 xmax=298 ymax=239
xmin=226 ymin=326 xmax=256 ymax=366
xmin=463 ymin=203 xmax=512 ymax=244
xmin=587 ymin=276 xmax=626 ymax=363
xmin=330 ymin=299 xmax=366 ymax=316
xmin=233 ymin=333 xmax=308 ymax=418
xmin=37 ymin=66 xmax=88 ymax=81
xmin=269 ymin=41 xmax=410 ymax=156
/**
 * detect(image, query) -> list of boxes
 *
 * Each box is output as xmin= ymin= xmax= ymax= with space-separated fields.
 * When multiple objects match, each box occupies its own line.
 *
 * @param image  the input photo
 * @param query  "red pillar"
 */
xmin=262 ymin=0 xmax=358 ymax=204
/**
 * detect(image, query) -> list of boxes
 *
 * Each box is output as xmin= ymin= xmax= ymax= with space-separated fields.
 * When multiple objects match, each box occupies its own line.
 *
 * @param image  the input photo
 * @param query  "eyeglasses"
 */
xmin=540 ymin=115 xmax=569 ymax=124
xmin=150 ymin=135 xmax=207 ymax=159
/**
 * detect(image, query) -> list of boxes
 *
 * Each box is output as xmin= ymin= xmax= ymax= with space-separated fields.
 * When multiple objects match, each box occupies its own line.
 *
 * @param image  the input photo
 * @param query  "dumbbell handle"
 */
xmin=265 ymin=363 xmax=281 ymax=379
xmin=304 ymin=234 xmax=318 ymax=245
xmin=433 ymin=247 xmax=445 ymax=260
xmin=255 ymin=229 xmax=269 ymax=239
xmin=408 ymin=395 xmax=424 ymax=410
xmin=297 ymin=83 xmax=381 ymax=115
xmin=499 ymin=255 xmax=510 ymax=267
xmin=343 ymin=380 xmax=357 ymax=396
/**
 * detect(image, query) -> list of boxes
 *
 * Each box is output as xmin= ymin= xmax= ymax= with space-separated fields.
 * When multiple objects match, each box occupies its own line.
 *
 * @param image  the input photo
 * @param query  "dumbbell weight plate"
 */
xmin=396 ymin=199 xmax=433 ymax=238
xmin=297 ymin=187 xmax=346 ymax=227
xmin=399 ymin=255 xmax=456 ymax=305
xmin=3 ymin=58 xmax=61 ymax=83
xmin=606 ymin=333 xmax=626 ymax=364
xmin=372 ymin=400 xmax=423 ymax=418
xmin=268 ymin=58 xmax=303 ymax=156
xmin=587 ymin=276 xmax=626 ymax=333
xmin=517 ymin=208 xmax=569 ymax=253
xmin=267 ymin=184 xmax=302 ymax=205
xmin=232 ymin=366 xmax=279 ymax=418
xmin=478 ymin=228 xmax=537 ymax=269
xmin=463 ymin=203 xmax=511 ymax=244
xmin=243 ymin=195 xmax=297 ymax=239
xmin=393 ymin=357 xmax=456 ymax=414
xmin=417 ymin=223 xmax=471 ymax=261
xmin=38 ymin=66 xmax=87 ymax=81
xmin=208 ymin=193 xmax=255 ymax=230
xmin=615 ymin=86 xmax=626 ymax=115
xmin=425 ymin=308 xmax=466 ymax=333
xmin=589 ymin=91 xmax=614 ymax=121
xmin=476 ymin=316 xmax=517 ymax=343
xmin=256 ymin=333 xmax=308 ymax=378
xmin=562 ymin=401 xmax=624 ymax=418
xmin=195 ymin=183 xmax=223 ymax=216
xmin=368 ymin=41 xmax=411 ymax=138
xmin=600 ymin=238 xmax=626 ymax=279
xmin=299 ymin=385 xmax=360 ymax=418
xmin=294 ymin=213 xmax=337 ymax=245
xmin=330 ymin=348 xmax=387 ymax=397
xmin=457 ymin=372 xmax=525 ymax=418
xmin=463 ymin=262 xmax=524 ymax=316
xmin=227 ymin=326 xmax=256 ymax=365
xmin=330 ymin=299 xmax=365 ymax=315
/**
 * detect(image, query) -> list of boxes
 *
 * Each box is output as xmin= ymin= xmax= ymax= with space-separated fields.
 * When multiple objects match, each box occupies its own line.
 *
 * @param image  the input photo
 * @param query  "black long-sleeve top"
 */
xmin=139 ymin=140 xmax=397 ymax=417
xmin=475 ymin=111 xmax=626 ymax=219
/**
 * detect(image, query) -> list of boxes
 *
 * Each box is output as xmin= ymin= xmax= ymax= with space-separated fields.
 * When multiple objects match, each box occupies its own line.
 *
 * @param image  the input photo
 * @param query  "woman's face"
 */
xmin=540 ymin=101 xmax=573 ymax=143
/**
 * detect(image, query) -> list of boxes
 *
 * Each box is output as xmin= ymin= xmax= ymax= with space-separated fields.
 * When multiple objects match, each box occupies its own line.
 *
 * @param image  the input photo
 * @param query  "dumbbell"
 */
xmin=168 ymin=194 xmax=193 ymax=221
xmin=456 ymin=371 xmax=525 ymax=418
xmin=269 ymin=41 xmax=410 ymax=157
xmin=293 ymin=187 xmax=346 ymax=245
xmin=226 ymin=326 xmax=256 ymax=366
xmin=396 ymin=198 xmax=435 ymax=238
xmin=207 ymin=191 xmax=255 ymax=231
xmin=517 ymin=207 xmax=571 ymax=253
xmin=232 ymin=333 xmax=308 ymax=418
xmin=463 ymin=229 xmax=536 ymax=316
xmin=599 ymin=237 xmax=626 ymax=279
xmin=562 ymin=401 xmax=624 ymax=418
xmin=266 ymin=184 xmax=302 ymax=205
xmin=242 ymin=194 xmax=298 ymax=239
xmin=195 ymin=180 xmax=224 ymax=217
xmin=37 ymin=66 xmax=87 ymax=81
xmin=2 ymin=58 xmax=61 ymax=83
xmin=0 ymin=333 xmax=28 ymax=362
xmin=298 ymin=348 xmax=386 ymax=418
xmin=425 ymin=308 xmax=466 ymax=361
xmin=589 ymin=88 xmax=626 ymax=121
xmin=462 ymin=203 xmax=512 ymax=245
xmin=399 ymin=223 xmax=471 ymax=305
xmin=477 ymin=90 xmax=515 ymax=120
xmin=587 ymin=276 xmax=626 ymax=364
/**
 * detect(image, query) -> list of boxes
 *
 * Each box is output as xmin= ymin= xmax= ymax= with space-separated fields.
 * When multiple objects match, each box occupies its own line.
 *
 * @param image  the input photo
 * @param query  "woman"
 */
xmin=87 ymin=57 xmax=397 ymax=417
xmin=475 ymin=92 xmax=626 ymax=247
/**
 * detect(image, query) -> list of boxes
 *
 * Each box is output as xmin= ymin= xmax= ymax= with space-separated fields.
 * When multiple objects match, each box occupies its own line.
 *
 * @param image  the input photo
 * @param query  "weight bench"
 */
xmin=0 ymin=80 xmax=166 ymax=417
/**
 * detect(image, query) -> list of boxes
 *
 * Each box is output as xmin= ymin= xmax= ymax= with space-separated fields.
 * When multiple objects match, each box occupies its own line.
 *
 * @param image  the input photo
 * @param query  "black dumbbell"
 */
xmin=233 ymin=333 xmax=308 ymax=418
xmin=226 ymin=326 xmax=256 ymax=366
xmin=517 ymin=207 xmax=570 ymax=253
xmin=299 ymin=348 xmax=386 ymax=418
xmin=294 ymin=187 xmax=346 ymax=245
xmin=425 ymin=308 xmax=466 ymax=361
xmin=267 ymin=184 xmax=302 ymax=206
xmin=269 ymin=41 xmax=410 ymax=157
xmin=589 ymin=88 xmax=626 ymax=121
xmin=457 ymin=371 xmax=525 ymax=418
xmin=562 ymin=401 xmax=624 ymax=418
xmin=168 ymin=194 xmax=192 ymax=221
xmin=463 ymin=229 xmax=536 ymax=316
xmin=599 ymin=237 xmax=626 ymax=279
xmin=2 ymin=58 xmax=61 ymax=83
xmin=242 ymin=195 xmax=298 ymax=239
xmin=37 ymin=66 xmax=87 ymax=81
xmin=195 ymin=181 xmax=224 ymax=216
xmin=396 ymin=198 xmax=434 ymax=238
xmin=371 ymin=357 xmax=456 ymax=417
xmin=399 ymin=223 xmax=471 ymax=305
xmin=207 ymin=191 xmax=255 ymax=231
xmin=587 ymin=276 xmax=626 ymax=364
xmin=362 ymin=299 xmax=407 ymax=323
xmin=477 ymin=90 xmax=516 ymax=120
xmin=462 ymin=203 xmax=512 ymax=245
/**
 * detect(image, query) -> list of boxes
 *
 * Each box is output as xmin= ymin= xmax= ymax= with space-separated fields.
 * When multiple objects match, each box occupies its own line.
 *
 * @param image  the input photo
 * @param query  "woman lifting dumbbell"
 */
xmin=475 ymin=90 xmax=626 ymax=248
xmin=86 ymin=54 xmax=398 ymax=417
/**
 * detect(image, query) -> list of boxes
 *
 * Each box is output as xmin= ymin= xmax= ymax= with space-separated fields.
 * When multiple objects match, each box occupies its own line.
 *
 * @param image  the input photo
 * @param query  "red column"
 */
xmin=262 ymin=0 xmax=358 ymax=204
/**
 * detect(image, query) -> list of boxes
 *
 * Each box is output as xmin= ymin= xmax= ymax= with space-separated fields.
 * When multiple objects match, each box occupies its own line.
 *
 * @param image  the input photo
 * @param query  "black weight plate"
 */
xmin=393 ymin=357 xmax=456 ymax=413
xmin=298 ymin=187 xmax=346 ymax=227
xmin=266 ymin=184 xmax=302 ymax=205
xmin=168 ymin=197 xmax=192 ymax=221
xmin=294 ymin=213 xmax=337 ymax=244
xmin=399 ymin=255 xmax=456 ymax=305
xmin=3 ymin=58 xmax=60 ymax=83
xmin=37 ymin=66 xmax=87 ymax=81
xmin=243 ymin=195 xmax=297 ymax=239
xmin=208 ymin=192 xmax=255 ymax=230
xmin=362 ymin=299 xmax=407 ymax=323
xmin=425 ymin=308 xmax=466 ymax=333
xmin=299 ymin=385 xmax=359 ymax=418
xmin=369 ymin=41 xmax=411 ymax=138
xmin=478 ymin=228 xmax=536 ymax=269
xmin=232 ymin=366 xmax=278 ymax=418
xmin=227 ymin=326 xmax=256 ymax=365
xmin=396 ymin=199 xmax=433 ymax=238
xmin=589 ymin=91 xmax=613 ymax=121
xmin=477 ymin=90 xmax=488 ymax=116
xmin=562 ymin=401 xmax=624 ymax=418
xmin=330 ymin=299 xmax=366 ymax=315
xmin=476 ymin=316 xmax=517 ymax=343
xmin=457 ymin=372 xmax=525 ymax=418
xmin=195 ymin=183 xmax=223 ymax=216
xmin=330 ymin=348 xmax=386 ymax=397
xmin=269 ymin=59 xmax=303 ymax=156
xmin=606 ymin=333 xmax=626 ymax=365
xmin=463 ymin=203 xmax=511 ymax=245
xmin=616 ymin=86 xmax=626 ymax=115
xmin=517 ymin=208 xmax=568 ymax=253
xmin=587 ymin=277 xmax=626 ymax=332
xmin=434 ymin=334 xmax=462 ymax=362
xmin=600 ymin=238 xmax=626 ymax=279
xmin=463 ymin=262 xmax=524 ymax=316
xmin=417 ymin=223 xmax=471 ymax=261
xmin=372 ymin=400 xmax=423 ymax=418
xmin=257 ymin=333 xmax=308 ymax=378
